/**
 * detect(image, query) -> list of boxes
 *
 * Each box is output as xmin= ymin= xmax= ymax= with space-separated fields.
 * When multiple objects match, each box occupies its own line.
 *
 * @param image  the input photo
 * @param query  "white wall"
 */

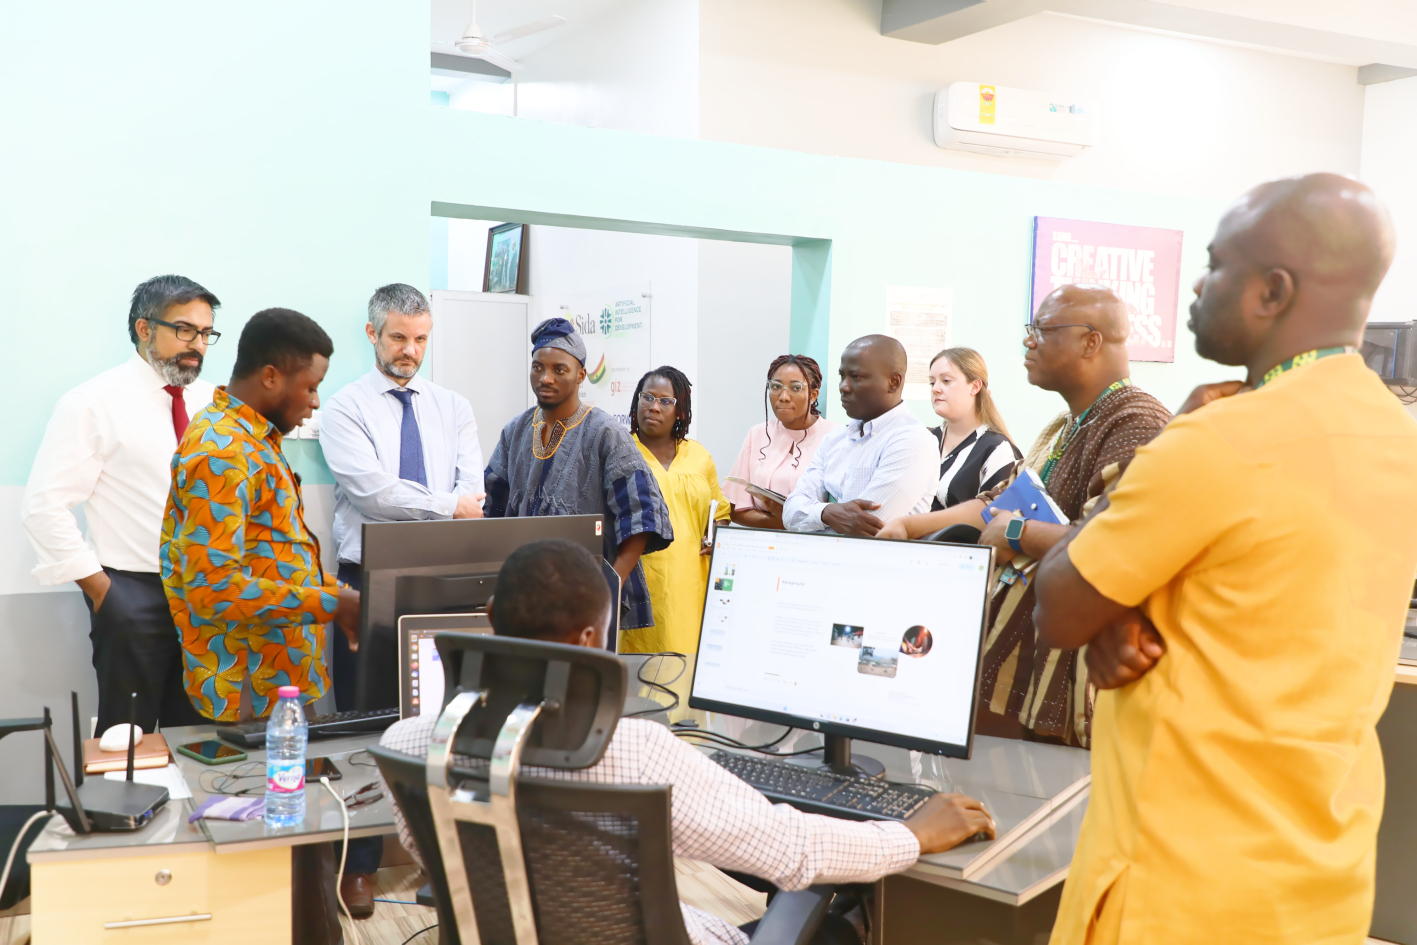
xmin=700 ymin=1 xmax=1364 ymax=202
xmin=513 ymin=0 xmax=700 ymax=137
xmin=441 ymin=220 xmax=795 ymax=465
xmin=1361 ymin=75 xmax=1417 ymax=323
xmin=696 ymin=241 xmax=794 ymax=472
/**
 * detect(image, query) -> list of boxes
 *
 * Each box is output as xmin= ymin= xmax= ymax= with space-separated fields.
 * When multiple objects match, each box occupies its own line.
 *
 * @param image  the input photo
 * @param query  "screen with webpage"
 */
xmin=692 ymin=528 xmax=992 ymax=750
xmin=405 ymin=629 xmax=445 ymax=718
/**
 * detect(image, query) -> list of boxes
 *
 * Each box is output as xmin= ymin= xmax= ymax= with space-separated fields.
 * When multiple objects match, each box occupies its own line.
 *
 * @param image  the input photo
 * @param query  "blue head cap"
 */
xmin=530 ymin=317 xmax=586 ymax=365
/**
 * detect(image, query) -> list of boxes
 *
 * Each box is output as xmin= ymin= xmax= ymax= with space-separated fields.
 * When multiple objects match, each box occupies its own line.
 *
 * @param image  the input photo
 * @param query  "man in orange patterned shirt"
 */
xmin=162 ymin=308 xmax=360 ymax=721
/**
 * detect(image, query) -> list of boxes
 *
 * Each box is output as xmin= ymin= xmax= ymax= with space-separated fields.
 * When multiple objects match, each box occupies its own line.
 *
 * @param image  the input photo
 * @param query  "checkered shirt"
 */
xmin=379 ymin=714 xmax=920 ymax=945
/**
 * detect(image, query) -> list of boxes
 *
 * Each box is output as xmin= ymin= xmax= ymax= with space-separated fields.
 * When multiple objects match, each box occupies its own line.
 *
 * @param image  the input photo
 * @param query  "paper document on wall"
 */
xmin=886 ymin=286 xmax=953 ymax=400
xmin=545 ymin=283 xmax=652 ymax=430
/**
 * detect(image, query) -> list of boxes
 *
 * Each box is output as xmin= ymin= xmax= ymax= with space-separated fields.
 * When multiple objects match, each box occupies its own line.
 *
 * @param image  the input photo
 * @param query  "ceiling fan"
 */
xmin=434 ymin=1 xmax=567 ymax=73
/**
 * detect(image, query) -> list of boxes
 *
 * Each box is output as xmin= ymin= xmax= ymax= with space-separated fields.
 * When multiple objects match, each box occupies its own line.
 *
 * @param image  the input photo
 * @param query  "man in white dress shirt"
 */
xmin=22 ymin=274 xmax=220 ymax=732
xmin=319 ymin=283 xmax=484 ymax=911
xmin=380 ymin=539 xmax=995 ymax=945
xmin=783 ymin=335 xmax=937 ymax=536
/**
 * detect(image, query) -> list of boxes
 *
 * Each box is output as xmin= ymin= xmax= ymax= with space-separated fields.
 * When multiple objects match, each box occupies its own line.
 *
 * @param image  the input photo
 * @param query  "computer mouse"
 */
xmin=99 ymin=723 xmax=144 ymax=752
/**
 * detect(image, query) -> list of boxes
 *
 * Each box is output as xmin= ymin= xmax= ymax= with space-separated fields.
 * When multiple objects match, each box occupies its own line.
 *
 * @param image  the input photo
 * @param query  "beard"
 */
xmin=376 ymin=347 xmax=420 ymax=380
xmin=145 ymin=342 xmax=203 ymax=386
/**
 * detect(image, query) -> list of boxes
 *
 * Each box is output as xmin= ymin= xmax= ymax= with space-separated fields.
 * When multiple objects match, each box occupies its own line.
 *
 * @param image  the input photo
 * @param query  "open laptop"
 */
xmin=398 ymin=613 xmax=492 ymax=720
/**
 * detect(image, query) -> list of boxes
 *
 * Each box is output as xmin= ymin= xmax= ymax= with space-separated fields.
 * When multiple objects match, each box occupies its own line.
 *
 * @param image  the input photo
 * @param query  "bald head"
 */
xmin=846 ymin=334 xmax=908 ymax=374
xmin=1189 ymin=173 xmax=1394 ymax=372
xmin=1035 ymin=284 xmax=1131 ymax=345
xmin=838 ymin=334 xmax=908 ymax=421
xmin=1223 ymin=173 xmax=1393 ymax=298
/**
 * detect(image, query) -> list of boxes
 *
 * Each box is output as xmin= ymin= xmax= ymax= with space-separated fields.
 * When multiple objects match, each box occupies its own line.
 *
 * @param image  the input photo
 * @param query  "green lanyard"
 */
xmin=1255 ymin=347 xmax=1352 ymax=388
xmin=1039 ymin=378 xmax=1131 ymax=486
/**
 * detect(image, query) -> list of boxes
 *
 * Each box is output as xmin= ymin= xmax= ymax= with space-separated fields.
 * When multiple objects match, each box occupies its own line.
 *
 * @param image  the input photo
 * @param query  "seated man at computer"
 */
xmin=483 ymin=317 xmax=673 ymax=635
xmin=782 ymin=335 xmax=937 ymax=537
xmin=380 ymin=540 xmax=995 ymax=945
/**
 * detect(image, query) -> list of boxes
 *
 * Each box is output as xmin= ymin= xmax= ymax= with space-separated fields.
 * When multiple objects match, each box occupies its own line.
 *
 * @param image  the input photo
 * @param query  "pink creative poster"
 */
xmin=1030 ymin=217 xmax=1185 ymax=363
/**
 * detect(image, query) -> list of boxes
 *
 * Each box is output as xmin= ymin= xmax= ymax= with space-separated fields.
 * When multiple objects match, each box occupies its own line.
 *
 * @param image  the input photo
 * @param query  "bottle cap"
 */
xmin=277 ymin=685 xmax=300 ymax=699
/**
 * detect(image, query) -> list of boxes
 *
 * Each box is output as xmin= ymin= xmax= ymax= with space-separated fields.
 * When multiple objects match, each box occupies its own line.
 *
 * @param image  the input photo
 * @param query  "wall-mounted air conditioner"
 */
xmin=933 ymin=82 xmax=1098 ymax=162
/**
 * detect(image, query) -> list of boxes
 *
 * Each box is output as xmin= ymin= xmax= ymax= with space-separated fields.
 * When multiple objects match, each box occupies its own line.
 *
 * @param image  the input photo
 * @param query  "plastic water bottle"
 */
xmin=264 ymin=685 xmax=308 ymax=827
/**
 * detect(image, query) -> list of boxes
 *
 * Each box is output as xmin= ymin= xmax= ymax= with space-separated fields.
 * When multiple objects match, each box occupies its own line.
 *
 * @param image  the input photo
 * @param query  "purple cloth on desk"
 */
xmin=188 ymin=795 xmax=264 ymax=822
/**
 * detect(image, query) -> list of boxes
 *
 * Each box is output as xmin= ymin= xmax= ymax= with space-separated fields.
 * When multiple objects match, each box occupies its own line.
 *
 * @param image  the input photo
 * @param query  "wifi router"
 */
xmin=52 ymin=692 xmax=169 ymax=834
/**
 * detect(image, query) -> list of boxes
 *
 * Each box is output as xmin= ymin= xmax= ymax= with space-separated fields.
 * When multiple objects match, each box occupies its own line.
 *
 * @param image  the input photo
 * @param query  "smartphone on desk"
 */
xmin=177 ymin=740 xmax=248 ymax=765
xmin=306 ymin=757 xmax=342 ymax=781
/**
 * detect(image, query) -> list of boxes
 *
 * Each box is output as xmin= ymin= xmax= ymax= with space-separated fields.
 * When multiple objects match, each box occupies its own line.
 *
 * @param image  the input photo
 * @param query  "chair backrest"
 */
xmin=374 ymin=634 xmax=694 ymax=945
xmin=372 ymin=747 xmax=692 ymax=945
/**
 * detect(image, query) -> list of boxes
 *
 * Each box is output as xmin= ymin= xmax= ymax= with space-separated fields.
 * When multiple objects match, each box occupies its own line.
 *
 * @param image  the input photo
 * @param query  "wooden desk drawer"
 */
xmin=31 ymin=846 xmax=289 ymax=944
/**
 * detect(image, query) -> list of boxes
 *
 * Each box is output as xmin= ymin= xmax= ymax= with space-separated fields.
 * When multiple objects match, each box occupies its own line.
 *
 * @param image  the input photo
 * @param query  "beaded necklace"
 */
xmin=1038 ymin=378 xmax=1131 ymax=485
xmin=531 ymin=404 xmax=591 ymax=460
xmin=1255 ymin=347 xmax=1353 ymax=388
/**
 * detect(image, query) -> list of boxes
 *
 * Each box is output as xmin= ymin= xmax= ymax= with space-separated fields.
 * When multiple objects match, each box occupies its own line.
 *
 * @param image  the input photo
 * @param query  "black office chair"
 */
xmin=371 ymin=633 xmax=837 ymax=945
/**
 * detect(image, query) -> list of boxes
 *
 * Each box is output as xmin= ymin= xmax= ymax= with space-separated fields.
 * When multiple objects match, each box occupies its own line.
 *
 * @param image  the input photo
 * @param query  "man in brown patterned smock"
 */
xmin=883 ymin=283 xmax=1170 ymax=746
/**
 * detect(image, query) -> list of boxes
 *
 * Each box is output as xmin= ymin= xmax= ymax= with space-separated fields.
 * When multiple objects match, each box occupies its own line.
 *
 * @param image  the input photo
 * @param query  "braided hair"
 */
xmin=629 ymin=365 xmax=693 ymax=442
xmin=760 ymin=354 xmax=824 ymax=468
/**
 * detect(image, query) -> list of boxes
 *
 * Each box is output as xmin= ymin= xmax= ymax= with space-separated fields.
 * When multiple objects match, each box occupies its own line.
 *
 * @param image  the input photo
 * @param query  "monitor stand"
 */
xmin=812 ymin=734 xmax=885 ymax=780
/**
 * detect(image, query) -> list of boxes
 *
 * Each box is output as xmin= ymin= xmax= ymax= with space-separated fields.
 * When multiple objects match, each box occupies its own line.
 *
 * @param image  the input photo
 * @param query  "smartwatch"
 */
xmin=1005 ymin=516 xmax=1026 ymax=553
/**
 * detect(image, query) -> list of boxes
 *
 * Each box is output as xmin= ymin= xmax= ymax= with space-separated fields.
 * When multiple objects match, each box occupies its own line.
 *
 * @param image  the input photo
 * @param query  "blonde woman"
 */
xmin=878 ymin=348 xmax=1020 ymax=538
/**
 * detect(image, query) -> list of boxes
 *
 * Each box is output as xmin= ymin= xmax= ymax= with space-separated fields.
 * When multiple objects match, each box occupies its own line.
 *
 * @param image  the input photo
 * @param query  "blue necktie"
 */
xmin=388 ymin=389 xmax=427 ymax=487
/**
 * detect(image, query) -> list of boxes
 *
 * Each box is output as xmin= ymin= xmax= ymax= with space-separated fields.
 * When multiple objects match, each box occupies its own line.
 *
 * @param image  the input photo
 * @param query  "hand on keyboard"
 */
xmin=904 ymin=792 xmax=996 ymax=854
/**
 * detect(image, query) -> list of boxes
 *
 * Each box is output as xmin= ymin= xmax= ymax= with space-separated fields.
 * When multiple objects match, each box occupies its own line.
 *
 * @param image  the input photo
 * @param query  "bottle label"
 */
xmin=267 ymin=759 xmax=305 ymax=795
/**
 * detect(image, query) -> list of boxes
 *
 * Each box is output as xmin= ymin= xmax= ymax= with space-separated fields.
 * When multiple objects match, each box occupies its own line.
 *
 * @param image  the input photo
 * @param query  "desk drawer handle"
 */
xmin=104 ymin=913 xmax=213 ymax=929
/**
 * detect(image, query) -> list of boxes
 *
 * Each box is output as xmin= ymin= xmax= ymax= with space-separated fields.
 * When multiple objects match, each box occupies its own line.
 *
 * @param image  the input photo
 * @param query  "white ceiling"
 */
xmin=430 ymin=0 xmax=631 ymax=62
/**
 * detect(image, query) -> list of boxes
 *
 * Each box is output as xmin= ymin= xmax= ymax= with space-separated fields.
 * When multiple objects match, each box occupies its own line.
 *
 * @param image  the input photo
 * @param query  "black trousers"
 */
xmin=86 ymin=567 xmax=207 ymax=733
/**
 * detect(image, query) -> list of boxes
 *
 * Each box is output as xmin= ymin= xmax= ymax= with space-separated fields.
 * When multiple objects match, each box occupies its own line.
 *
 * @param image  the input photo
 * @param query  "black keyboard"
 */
xmin=710 ymin=751 xmax=935 ymax=821
xmin=215 ymin=708 xmax=400 ymax=748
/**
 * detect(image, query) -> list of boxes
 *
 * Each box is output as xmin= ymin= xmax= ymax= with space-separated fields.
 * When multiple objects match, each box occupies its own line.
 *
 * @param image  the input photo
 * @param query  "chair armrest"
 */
xmin=747 ymin=885 xmax=833 ymax=945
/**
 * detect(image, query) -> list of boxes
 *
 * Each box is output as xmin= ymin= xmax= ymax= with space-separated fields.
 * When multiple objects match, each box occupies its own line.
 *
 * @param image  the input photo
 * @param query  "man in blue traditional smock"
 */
xmin=483 ymin=318 xmax=673 ymax=635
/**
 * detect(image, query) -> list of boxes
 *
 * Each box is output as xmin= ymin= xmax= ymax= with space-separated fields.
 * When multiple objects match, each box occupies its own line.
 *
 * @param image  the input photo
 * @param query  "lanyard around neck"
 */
xmin=1039 ymin=378 xmax=1131 ymax=485
xmin=1255 ymin=347 xmax=1352 ymax=388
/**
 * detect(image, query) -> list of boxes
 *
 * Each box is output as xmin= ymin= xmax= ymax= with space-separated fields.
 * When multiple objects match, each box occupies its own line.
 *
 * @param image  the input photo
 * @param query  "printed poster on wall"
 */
xmin=885 ymin=285 xmax=953 ymax=401
xmin=1030 ymin=217 xmax=1184 ymax=363
xmin=545 ymin=283 xmax=652 ymax=429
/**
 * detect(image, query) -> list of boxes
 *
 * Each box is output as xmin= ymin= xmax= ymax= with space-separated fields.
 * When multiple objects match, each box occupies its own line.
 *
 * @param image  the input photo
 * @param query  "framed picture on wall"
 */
xmin=483 ymin=222 xmax=529 ymax=294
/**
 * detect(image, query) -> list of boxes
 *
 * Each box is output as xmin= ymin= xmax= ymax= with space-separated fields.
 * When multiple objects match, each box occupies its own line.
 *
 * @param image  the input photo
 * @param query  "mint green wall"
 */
xmin=0 ymin=2 xmax=430 ymax=486
xmin=3 ymin=2 xmax=1235 ymax=491
xmin=426 ymin=109 xmax=1233 ymax=441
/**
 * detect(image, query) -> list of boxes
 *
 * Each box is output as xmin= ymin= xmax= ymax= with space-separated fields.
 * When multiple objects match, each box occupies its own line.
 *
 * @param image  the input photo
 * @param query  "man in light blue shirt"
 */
xmin=783 ymin=335 xmax=937 ymax=535
xmin=318 ymin=283 xmax=484 ymax=910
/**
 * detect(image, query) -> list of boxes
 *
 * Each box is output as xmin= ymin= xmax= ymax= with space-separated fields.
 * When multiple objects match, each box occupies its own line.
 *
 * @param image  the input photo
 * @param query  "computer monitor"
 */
xmin=690 ymin=527 xmax=994 ymax=771
xmin=398 ymin=614 xmax=492 ymax=719
xmin=356 ymin=515 xmax=607 ymax=710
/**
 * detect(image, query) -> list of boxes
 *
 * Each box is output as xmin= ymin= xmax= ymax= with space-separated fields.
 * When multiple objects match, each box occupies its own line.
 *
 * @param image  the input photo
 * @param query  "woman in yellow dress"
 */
xmin=623 ymin=366 xmax=731 ymax=716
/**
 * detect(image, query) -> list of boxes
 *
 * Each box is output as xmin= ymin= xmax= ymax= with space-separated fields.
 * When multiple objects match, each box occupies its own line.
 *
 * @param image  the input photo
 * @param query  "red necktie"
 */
xmin=163 ymin=385 xmax=190 ymax=442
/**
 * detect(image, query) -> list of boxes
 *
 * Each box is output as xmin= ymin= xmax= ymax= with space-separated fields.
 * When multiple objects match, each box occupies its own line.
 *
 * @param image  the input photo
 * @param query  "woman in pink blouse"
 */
xmin=723 ymin=354 xmax=837 ymax=529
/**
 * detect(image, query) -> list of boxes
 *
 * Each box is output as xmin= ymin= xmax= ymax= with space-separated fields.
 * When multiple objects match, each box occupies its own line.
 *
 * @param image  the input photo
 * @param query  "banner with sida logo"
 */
xmin=1030 ymin=217 xmax=1184 ymax=363
xmin=546 ymin=283 xmax=652 ymax=428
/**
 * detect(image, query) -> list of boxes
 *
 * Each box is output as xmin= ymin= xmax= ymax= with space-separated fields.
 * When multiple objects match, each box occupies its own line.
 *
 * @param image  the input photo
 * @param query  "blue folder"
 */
xmin=979 ymin=468 xmax=1068 ymax=525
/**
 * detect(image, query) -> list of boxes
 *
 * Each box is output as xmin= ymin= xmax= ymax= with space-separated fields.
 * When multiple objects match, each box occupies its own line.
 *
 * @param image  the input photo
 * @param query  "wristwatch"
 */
xmin=1005 ymin=516 xmax=1026 ymax=553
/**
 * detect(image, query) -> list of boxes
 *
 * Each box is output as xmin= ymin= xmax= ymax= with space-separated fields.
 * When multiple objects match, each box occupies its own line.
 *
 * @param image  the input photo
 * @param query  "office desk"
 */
xmin=26 ymin=724 xmax=393 ymax=944
xmin=1372 ymin=633 xmax=1417 ymax=944
xmin=695 ymin=713 xmax=1091 ymax=945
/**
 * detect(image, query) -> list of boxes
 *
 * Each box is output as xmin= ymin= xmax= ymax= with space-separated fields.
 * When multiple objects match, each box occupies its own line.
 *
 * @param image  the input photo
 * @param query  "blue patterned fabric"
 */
xmin=483 ymin=405 xmax=673 ymax=630
xmin=386 ymin=388 xmax=428 ymax=487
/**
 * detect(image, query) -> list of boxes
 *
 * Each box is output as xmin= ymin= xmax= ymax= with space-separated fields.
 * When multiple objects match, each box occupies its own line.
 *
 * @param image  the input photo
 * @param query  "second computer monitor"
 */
xmin=690 ymin=527 xmax=993 ymax=760
xmin=356 ymin=515 xmax=605 ymax=710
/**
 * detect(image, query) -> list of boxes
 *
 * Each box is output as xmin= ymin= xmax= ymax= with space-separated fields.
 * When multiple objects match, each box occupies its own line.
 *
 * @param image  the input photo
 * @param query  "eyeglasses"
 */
xmin=767 ymin=381 xmax=808 ymax=394
xmin=147 ymin=317 xmax=221 ymax=345
xmin=638 ymin=392 xmax=677 ymax=407
xmin=1023 ymin=322 xmax=1096 ymax=344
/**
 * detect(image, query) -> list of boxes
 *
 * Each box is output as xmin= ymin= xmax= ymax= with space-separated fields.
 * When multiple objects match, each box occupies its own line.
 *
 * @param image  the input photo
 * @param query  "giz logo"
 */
xmin=595 ymin=521 xmax=603 ymax=536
